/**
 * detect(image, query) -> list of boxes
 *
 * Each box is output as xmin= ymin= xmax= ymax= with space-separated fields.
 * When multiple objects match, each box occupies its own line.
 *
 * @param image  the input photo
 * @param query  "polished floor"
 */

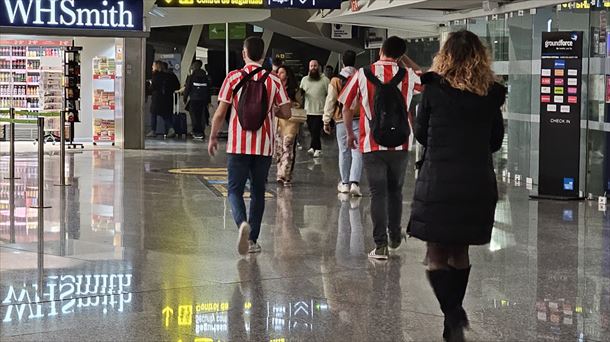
xmin=0 ymin=137 xmax=608 ymax=342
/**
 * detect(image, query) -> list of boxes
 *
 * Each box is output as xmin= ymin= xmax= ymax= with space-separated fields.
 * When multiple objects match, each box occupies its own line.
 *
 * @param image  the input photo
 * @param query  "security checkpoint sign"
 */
xmin=156 ymin=0 xmax=342 ymax=9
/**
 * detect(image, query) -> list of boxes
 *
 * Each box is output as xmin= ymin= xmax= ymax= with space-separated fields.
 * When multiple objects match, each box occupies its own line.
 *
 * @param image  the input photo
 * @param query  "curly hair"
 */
xmin=431 ymin=30 xmax=496 ymax=96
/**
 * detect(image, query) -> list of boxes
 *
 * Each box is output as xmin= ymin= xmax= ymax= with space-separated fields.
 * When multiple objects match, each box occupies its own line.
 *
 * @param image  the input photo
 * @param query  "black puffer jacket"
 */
xmin=407 ymin=72 xmax=506 ymax=245
xmin=150 ymin=71 xmax=180 ymax=118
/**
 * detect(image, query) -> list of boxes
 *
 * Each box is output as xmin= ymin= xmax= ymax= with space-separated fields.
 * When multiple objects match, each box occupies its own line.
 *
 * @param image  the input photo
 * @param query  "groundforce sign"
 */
xmin=0 ymin=0 xmax=143 ymax=30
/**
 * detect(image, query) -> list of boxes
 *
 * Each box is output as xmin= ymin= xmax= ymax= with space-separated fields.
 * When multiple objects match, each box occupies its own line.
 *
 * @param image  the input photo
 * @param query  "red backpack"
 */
xmin=233 ymin=67 xmax=270 ymax=131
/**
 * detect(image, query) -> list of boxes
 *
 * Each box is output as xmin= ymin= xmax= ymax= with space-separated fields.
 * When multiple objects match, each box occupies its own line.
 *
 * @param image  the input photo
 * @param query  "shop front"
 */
xmin=0 ymin=0 xmax=147 ymax=149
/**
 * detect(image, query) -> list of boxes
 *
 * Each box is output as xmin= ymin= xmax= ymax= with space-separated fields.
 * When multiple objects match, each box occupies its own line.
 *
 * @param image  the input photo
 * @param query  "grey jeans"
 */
xmin=363 ymin=151 xmax=409 ymax=247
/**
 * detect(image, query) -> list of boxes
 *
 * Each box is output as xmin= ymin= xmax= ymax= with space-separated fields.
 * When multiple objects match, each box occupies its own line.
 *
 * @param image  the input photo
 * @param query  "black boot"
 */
xmin=427 ymin=269 xmax=455 ymax=341
xmin=450 ymin=266 xmax=471 ymax=329
xmin=427 ymin=269 xmax=466 ymax=342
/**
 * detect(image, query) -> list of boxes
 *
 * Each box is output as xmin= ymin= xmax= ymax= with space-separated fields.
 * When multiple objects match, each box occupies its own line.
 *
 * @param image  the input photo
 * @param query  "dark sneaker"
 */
xmin=248 ymin=241 xmax=262 ymax=253
xmin=388 ymin=239 xmax=402 ymax=251
xmin=368 ymin=246 xmax=389 ymax=260
xmin=237 ymin=222 xmax=251 ymax=255
xmin=388 ymin=233 xmax=406 ymax=252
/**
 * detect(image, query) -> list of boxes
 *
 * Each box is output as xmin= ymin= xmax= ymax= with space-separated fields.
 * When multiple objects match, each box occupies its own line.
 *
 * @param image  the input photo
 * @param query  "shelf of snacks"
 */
xmin=92 ymin=57 xmax=115 ymax=79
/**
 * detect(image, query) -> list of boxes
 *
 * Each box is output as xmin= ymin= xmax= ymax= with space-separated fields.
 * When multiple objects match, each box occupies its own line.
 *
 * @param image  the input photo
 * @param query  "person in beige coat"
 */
xmin=275 ymin=65 xmax=306 ymax=185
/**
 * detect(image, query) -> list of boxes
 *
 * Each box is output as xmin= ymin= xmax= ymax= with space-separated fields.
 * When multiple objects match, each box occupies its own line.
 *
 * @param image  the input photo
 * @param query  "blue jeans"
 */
xmin=227 ymin=154 xmax=272 ymax=242
xmin=336 ymin=120 xmax=363 ymax=184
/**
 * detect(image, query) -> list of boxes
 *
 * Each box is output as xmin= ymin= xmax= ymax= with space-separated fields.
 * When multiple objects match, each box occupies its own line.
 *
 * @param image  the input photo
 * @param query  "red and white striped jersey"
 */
xmin=218 ymin=63 xmax=290 ymax=156
xmin=338 ymin=60 xmax=422 ymax=153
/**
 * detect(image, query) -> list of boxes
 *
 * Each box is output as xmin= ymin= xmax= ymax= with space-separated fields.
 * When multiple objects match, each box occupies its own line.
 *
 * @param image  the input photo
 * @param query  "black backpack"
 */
xmin=233 ymin=67 xmax=270 ymax=131
xmin=363 ymin=67 xmax=410 ymax=148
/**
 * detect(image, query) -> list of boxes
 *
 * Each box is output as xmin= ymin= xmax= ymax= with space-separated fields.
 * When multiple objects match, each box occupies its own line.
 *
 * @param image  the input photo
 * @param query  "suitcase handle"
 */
xmin=173 ymin=91 xmax=180 ymax=115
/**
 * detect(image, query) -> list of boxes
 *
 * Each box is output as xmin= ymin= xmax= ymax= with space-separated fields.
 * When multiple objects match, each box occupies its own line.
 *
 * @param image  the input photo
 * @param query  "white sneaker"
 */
xmin=350 ymin=183 xmax=362 ymax=197
xmin=313 ymin=150 xmax=322 ymax=158
xmin=248 ymin=241 xmax=262 ymax=253
xmin=307 ymin=148 xmax=315 ymax=155
xmin=146 ymin=131 xmax=156 ymax=138
xmin=237 ymin=222 xmax=251 ymax=255
xmin=337 ymin=183 xmax=350 ymax=193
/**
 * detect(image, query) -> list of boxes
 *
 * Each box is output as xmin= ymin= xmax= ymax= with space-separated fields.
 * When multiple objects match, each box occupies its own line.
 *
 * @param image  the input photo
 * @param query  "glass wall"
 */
xmin=450 ymin=3 xmax=609 ymax=196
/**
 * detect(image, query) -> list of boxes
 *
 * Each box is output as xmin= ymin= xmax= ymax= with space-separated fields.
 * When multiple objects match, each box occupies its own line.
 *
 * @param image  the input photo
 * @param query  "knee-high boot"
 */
xmin=450 ymin=266 xmax=471 ymax=328
xmin=427 ymin=269 xmax=466 ymax=342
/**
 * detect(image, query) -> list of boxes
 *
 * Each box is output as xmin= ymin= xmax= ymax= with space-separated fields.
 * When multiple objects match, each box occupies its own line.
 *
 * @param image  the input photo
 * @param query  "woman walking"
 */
xmin=407 ymin=30 xmax=506 ymax=342
xmin=275 ymin=65 xmax=305 ymax=185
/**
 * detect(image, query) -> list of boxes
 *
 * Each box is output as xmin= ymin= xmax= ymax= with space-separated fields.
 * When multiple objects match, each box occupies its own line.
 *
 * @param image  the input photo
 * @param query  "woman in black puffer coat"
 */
xmin=407 ymin=30 xmax=505 ymax=342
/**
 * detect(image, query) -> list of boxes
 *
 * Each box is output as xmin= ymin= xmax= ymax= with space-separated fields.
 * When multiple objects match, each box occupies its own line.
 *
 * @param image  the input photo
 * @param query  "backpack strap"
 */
xmin=389 ymin=67 xmax=407 ymax=87
xmin=363 ymin=67 xmax=383 ymax=87
xmin=336 ymin=74 xmax=347 ymax=86
xmin=234 ymin=66 xmax=265 ymax=94
xmin=363 ymin=66 xmax=407 ymax=88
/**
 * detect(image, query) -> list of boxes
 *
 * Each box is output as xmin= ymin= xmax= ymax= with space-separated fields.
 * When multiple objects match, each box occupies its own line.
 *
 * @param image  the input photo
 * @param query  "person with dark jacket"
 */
xmin=184 ymin=60 xmax=211 ymax=139
xmin=407 ymin=30 xmax=506 ymax=342
xmin=147 ymin=61 xmax=180 ymax=138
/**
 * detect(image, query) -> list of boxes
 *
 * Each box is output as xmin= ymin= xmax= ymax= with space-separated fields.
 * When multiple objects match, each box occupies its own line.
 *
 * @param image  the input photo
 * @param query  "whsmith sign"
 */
xmin=0 ymin=0 xmax=144 ymax=31
xmin=156 ymin=0 xmax=342 ymax=9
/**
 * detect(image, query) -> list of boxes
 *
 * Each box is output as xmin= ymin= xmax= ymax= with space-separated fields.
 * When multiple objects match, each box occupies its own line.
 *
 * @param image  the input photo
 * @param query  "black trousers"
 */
xmin=363 ymin=151 xmax=409 ymax=247
xmin=188 ymin=100 xmax=209 ymax=135
xmin=306 ymin=115 xmax=323 ymax=150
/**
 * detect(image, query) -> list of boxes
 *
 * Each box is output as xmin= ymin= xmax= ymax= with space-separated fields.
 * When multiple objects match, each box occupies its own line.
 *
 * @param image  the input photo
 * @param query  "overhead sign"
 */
xmin=537 ymin=31 xmax=584 ymax=199
xmin=156 ymin=0 xmax=341 ymax=9
xmin=0 ymin=0 xmax=144 ymax=31
xmin=365 ymin=27 xmax=387 ymax=49
xmin=331 ymin=24 xmax=352 ymax=39
xmin=209 ymin=23 xmax=246 ymax=39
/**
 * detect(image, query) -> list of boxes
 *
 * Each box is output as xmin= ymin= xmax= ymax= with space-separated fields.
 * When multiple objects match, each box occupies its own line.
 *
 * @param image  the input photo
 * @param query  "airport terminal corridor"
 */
xmin=1 ymin=139 xmax=608 ymax=341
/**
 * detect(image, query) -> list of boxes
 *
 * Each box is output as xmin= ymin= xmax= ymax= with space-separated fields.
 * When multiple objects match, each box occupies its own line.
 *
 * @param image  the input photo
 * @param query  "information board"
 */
xmin=156 ymin=0 xmax=341 ymax=9
xmin=538 ymin=31 xmax=583 ymax=199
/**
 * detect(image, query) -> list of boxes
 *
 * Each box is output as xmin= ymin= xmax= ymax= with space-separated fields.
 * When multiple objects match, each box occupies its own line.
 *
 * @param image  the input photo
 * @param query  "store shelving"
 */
xmin=0 ymin=43 xmax=64 ymax=141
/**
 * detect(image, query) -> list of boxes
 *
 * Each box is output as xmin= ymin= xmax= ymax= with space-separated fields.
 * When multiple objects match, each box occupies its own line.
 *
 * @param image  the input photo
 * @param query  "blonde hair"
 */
xmin=431 ymin=30 xmax=495 ymax=96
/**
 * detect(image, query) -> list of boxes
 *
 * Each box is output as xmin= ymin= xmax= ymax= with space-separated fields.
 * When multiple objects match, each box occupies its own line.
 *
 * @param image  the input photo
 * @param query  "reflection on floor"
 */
xmin=0 ymin=140 xmax=608 ymax=341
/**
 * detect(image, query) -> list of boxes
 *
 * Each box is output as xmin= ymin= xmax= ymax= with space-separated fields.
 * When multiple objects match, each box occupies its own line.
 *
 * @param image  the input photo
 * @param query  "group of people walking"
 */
xmin=207 ymin=31 xmax=506 ymax=342
xmin=148 ymin=60 xmax=212 ymax=139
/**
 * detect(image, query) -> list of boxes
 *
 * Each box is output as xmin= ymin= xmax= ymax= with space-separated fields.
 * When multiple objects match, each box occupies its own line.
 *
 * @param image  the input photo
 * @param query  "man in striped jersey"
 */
xmin=208 ymin=37 xmax=292 ymax=256
xmin=339 ymin=36 xmax=422 ymax=260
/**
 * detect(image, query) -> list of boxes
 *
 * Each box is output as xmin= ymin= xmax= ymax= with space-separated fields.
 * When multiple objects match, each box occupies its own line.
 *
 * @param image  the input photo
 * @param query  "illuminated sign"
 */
xmin=2 ymin=273 xmax=133 ymax=323
xmin=561 ymin=0 xmax=610 ymax=9
xmin=0 ymin=0 xmax=143 ymax=30
xmin=156 ymin=0 xmax=342 ymax=9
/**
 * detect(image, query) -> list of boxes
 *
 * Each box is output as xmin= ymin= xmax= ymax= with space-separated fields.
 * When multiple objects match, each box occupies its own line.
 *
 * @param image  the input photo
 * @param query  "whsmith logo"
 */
xmin=544 ymin=39 xmax=574 ymax=49
xmin=3 ymin=0 xmax=135 ymax=28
